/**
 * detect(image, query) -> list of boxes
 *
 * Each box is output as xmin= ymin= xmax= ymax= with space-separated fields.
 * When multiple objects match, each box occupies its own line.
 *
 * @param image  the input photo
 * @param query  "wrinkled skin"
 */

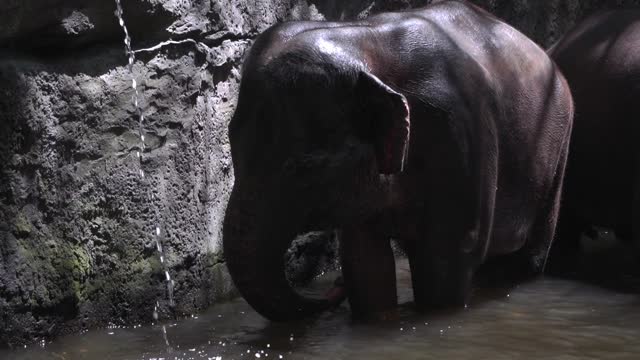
xmin=223 ymin=0 xmax=574 ymax=322
xmin=548 ymin=10 xmax=640 ymax=270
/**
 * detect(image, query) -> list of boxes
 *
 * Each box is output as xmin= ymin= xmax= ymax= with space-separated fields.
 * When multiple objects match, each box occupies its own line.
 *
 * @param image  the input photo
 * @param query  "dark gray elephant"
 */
xmin=223 ymin=0 xmax=574 ymax=321
xmin=548 ymin=10 xmax=640 ymax=268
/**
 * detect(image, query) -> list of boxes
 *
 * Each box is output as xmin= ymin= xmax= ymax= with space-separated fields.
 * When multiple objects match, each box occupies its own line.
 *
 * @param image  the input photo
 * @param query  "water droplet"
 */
xmin=267 ymin=344 xmax=270 ymax=348
xmin=156 ymin=227 xmax=161 ymax=236
xmin=255 ymin=353 xmax=261 ymax=358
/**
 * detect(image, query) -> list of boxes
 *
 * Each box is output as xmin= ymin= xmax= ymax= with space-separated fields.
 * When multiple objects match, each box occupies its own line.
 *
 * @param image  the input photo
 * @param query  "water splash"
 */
xmin=113 ymin=0 xmax=174 ymax=345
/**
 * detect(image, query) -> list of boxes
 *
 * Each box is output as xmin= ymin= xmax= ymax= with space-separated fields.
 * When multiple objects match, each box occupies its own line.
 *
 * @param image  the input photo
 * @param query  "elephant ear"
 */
xmin=355 ymin=71 xmax=410 ymax=174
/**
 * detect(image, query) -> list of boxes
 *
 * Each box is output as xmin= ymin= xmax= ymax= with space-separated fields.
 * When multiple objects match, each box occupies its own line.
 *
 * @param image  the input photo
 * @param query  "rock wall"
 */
xmin=1 ymin=0 xmax=639 ymax=348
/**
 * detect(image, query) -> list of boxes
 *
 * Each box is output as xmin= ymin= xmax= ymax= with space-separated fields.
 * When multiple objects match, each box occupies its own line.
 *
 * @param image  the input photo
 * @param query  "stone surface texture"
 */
xmin=1 ymin=0 xmax=639 ymax=348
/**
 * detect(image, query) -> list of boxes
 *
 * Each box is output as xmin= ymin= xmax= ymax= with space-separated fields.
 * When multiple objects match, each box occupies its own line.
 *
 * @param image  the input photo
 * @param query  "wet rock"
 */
xmin=2 ymin=0 xmax=640 ymax=349
xmin=0 ymin=1 xmax=168 ymax=51
xmin=0 ymin=40 xmax=244 ymax=347
xmin=61 ymin=11 xmax=95 ymax=36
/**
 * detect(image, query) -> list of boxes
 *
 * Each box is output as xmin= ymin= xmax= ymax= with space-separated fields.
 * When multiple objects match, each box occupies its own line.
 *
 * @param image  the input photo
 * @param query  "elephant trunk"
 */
xmin=223 ymin=142 xmax=407 ymax=321
xmin=223 ymin=181 xmax=340 ymax=321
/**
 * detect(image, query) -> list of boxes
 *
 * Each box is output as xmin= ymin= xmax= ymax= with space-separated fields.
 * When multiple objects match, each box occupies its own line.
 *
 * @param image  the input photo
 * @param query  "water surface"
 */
xmin=3 ymin=251 xmax=640 ymax=360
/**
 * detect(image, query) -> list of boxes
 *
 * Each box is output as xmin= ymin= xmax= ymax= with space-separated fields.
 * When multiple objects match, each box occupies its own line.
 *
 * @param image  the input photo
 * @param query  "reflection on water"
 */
xmin=2 ymin=251 xmax=640 ymax=360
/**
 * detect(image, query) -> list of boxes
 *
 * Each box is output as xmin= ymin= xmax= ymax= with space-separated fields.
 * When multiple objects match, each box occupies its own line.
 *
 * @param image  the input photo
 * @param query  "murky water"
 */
xmin=3 ymin=245 xmax=640 ymax=360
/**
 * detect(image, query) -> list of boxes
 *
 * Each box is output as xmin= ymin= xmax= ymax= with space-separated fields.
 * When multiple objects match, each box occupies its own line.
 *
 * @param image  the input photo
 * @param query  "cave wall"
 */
xmin=1 ymin=0 xmax=638 ymax=347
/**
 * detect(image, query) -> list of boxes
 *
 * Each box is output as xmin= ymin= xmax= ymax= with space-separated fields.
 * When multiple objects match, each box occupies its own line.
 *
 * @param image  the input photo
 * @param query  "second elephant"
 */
xmin=548 ymin=10 xmax=640 ymax=267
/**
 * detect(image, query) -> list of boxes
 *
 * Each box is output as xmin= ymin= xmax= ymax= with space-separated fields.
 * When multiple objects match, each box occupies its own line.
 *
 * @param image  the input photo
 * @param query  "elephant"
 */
xmin=223 ymin=0 xmax=574 ymax=322
xmin=547 ymin=10 xmax=640 ymax=269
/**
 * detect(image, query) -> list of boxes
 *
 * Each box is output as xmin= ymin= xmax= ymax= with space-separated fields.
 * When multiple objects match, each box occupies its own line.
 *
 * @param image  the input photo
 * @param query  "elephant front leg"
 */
xmin=401 ymin=195 xmax=478 ymax=310
xmin=408 ymin=239 xmax=475 ymax=310
xmin=339 ymin=217 xmax=397 ymax=320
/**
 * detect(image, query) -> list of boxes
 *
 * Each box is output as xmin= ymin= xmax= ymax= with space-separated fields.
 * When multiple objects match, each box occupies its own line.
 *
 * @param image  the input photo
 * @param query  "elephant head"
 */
xmin=223 ymin=49 xmax=410 ymax=321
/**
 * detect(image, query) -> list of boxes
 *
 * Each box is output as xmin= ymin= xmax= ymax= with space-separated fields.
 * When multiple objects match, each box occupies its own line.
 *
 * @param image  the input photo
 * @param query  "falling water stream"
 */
xmin=113 ymin=0 xmax=174 ymax=347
